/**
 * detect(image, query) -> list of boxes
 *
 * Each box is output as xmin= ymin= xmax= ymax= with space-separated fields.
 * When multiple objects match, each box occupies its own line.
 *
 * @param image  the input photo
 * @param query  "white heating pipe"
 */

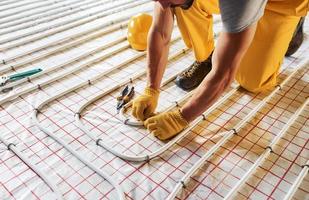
xmin=166 ymin=60 xmax=309 ymax=200
xmin=29 ymin=34 xmax=180 ymax=200
xmin=0 ymin=36 xmax=127 ymax=91
xmin=0 ymin=0 xmax=99 ymax=28
xmin=77 ymin=78 xmax=238 ymax=161
xmin=0 ymin=0 xmax=30 ymax=7
xmin=0 ymin=0 xmax=126 ymax=35
xmin=224 ymin=97 xmax=309 ymax=199
xmin=0 ymin=6 xmax=150 ymax=51
xmin=0 ymin=0 xmax=151 ymax=44
xmin=0 ymin=35 xmax=182 ymax=105
xmin=283 ymin=160 xmax=309 ymax=200
xmin=0 ymin=14 xmax=141 ymax=67
xmin=0 ymin=40 xmax=131 ymax=105
xmin=0 ymin=135 xmax=63 ymax=200
xmin=0 ymin=0 xmax=59 ymax=14
xmin=75 ymin=48 xmax=196 ymax=155
xmin=75 ymin=27 xmax=228 ymax=162
xmin=31 ymin=111 xmax=125 ymax=200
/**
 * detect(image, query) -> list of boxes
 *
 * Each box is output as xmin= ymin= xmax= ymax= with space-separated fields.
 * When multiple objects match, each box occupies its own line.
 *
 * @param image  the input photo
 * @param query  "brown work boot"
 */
xmin=285 ymin=17 xmax=305 ymax=57
xmin=175 ymin=53 xmax=212 ymax=91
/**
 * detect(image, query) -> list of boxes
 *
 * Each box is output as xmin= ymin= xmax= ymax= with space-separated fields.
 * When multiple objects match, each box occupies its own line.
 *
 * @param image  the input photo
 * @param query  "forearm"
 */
xmin=147 ymin=29 xmax=170 ymax=90
xmin=180 ymin=58 xmax=235 ymax=123
xmin=181 ymin=24 xmax=257 ymax=122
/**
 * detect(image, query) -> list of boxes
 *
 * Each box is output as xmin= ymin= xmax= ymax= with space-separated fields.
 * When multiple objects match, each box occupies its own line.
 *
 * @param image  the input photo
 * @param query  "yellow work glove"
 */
xmin=132 ymin=87 xmax=160 ymax=121
xmin=144 ymin=109 xmax=189 ymax=140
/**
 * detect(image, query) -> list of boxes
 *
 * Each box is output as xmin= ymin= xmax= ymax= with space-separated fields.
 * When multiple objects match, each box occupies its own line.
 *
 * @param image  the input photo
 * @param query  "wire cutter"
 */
xmin=116 ymin=85 xmax=135 ymax=113
xmin=0 ymin=68 xmax=42 ymax=92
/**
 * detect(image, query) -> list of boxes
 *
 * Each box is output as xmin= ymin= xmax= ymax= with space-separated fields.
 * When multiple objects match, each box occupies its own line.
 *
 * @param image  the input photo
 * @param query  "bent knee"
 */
xmin=236 ymin=75 xmax=277 ymax=93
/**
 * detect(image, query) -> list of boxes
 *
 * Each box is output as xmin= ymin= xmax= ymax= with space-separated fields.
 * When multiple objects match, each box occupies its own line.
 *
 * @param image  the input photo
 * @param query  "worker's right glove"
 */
xmin=144 ymin=109 xmax=189 ymax=140
xmin=132 ymin=87 xmax=160 ymax=121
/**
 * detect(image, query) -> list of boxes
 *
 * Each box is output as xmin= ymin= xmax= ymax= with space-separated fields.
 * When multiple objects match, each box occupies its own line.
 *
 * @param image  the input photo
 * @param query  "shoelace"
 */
xmin=183 ymin=62 xmax=200 ymax=77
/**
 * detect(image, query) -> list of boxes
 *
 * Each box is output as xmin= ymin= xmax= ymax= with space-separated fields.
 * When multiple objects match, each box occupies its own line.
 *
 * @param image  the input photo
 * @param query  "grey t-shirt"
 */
xmin=219 ymin=0 xmax=268 ymax=33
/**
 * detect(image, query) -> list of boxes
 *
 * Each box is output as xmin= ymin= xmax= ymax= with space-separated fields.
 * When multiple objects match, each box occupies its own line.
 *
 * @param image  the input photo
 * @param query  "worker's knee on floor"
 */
xmin=237 ymin=77 xmax=277 ymax=93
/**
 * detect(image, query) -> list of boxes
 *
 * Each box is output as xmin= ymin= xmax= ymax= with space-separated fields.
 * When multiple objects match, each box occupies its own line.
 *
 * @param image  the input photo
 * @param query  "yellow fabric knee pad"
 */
xmin=236 ymin=10 xmax=302 ymax=93
xmin=173 ymin=0 xmax=219 ymax=62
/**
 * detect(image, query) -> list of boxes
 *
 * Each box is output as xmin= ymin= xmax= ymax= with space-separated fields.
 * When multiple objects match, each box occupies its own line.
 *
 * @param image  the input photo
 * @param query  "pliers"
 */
xmin=0 ymin=68 xmax=42 ymax=92
xmin=116 ymin=85 xmax=135 ymax=113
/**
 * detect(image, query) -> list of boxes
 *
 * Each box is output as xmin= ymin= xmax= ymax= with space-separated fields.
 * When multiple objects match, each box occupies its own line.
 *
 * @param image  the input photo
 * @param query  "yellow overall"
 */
xmin=174 ymin=0 xmax=308 ymax=93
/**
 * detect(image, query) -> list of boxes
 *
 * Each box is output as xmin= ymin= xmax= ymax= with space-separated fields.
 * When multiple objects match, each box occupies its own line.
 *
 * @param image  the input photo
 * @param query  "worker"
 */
xmin=131 ymin=0 xmax=308 ymax=140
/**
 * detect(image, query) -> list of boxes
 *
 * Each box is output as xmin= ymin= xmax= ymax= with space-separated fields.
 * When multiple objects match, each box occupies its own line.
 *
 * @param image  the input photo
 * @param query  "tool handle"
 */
xmin=123 ymin=87 xmax=135 ymax=103
xmin=121 ymin=85 xmax=129 ymax=97
xmin=116 ymin=86 xmax=135 ymax=111
xmin=9 ymin=68 xmax=42 ymax=81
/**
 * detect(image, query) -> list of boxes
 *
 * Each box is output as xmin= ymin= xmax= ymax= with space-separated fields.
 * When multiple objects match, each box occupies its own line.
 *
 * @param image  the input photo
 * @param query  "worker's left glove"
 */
xmin=132 ymin=87 xmax=160 ymax=121
xmin=144 ymin=109 xmax=189 ymax=140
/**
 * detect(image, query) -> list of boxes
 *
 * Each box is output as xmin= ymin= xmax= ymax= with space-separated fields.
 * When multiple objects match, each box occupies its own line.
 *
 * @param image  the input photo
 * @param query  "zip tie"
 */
xmin=145 ymin=155 xmax=150 ymax=162
xmin=96 ymin=138 xmax=102 ymax=146
xmin=124 ymin=118 xmax=129 ymax=125
xmin=301 ymin=164 xmax=309 ymax=168
xmin=27 ymin=77 xmax=31 ymax=82
xmin=232 ymin=128 xmax=237 ymax=135
xmin=88 ymin=80 xmax=92 ymax=85
xmin=276 ymin=84 xmax=282 ymax=90
xmin=7 ymin=143 xmax=16 ymax=150
xmin=129 ymin=78 xmax=133 ymax=84
xmin=2 ymin=60 xmax=5 ymax=65
xmin=34 ymin=108 xmax=41 ymax=113
xmin=180 ymin=181 xmax=186 ymax=188
xmin=37 ymin=84 xmax=42 ymax=90
xmin=266 ymin=146 xmax=274 ymax=153
xmin=202 ymin=114 xmax=206 ymax=120
xmin=10 ymin=65 xmax=15 ymax=71
xmin=75 ymin=112 xmax=81 ymax=118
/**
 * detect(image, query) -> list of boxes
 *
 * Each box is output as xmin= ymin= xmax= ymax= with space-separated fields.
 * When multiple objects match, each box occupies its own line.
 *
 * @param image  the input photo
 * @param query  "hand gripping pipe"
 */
xmin=0 ymin=0 xmax=129 ymax=35
xmin=118 ymin=87 xmax=195 ymax=127
xmin=0 ymin=0 xmax=151 ymax=45
xmin=96 ymin=85 xmax=237 ymax=162
xmin=76 ymin=73 xmax=238 ymax=162
xmin=0 ymin=135 xmax=63 ymax=200
xmin=224 ymin=97 xmax=309 ymax=199
xmin=283 ymin=160 xmax=309 ymax=200
xmin=166 ymin=59 xmax=309 ymax=200
xmin=74 ymin=25 xmax=225 ymax=162
xmin=75 ymin=47 xmax=205 ymax=161
xmin=0 ymin=0 xmax=103 ymax=30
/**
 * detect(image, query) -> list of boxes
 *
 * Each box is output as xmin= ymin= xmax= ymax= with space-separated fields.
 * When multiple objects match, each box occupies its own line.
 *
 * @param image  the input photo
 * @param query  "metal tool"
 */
xmin=116 ymin=85 xmax=135 ymax=113
xmin=0 ymin=68 xmax=42 ymax=92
